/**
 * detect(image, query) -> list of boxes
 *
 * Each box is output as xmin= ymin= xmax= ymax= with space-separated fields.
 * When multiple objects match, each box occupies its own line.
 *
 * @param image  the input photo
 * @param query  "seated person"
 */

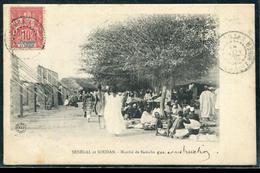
xmin=185 ymin=107 xmax=201 ymax=135
xmin=125 ymin=92 xmax=134 ymax=104
xmin=164 ymin=101 xmax=173 ymax=118
xmin=122 ymin=104 xmax=131 ymax=120
xmin=169 ymin=111 xmax=191 ymax=139
xmin=140 ymin=106 xmax=157 ymax=130
xmin=152 ymin=104 xmax=162 ymax=117
xmin=181 ymin=99 xmax=189 ymax=109
xmin=128 ymin=103 xmax=142 ymax=119
xmin=187 ymin=107 xmax=199 ymax=121
xmin=172 ymin=102 xmax=182 ymax=116
xmin=155 ymin=112 xmax=167 ymax=136
xmin=144 ymin=90 xmax=152 ymax=101
xmin=183 ymin=104 xmax=191 ymax=113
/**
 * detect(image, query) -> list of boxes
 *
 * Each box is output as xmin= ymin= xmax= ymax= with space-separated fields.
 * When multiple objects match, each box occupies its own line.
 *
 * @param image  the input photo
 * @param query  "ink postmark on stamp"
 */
xmin=10 ymin=7 xmax=45 ymax=49
xmin=218 ymin=31 xmax=255 ymax=74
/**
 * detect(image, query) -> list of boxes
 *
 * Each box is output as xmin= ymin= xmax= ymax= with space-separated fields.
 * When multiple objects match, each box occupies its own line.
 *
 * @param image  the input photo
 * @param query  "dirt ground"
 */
xmin=10 ymin=103 xmax=218 ymax=142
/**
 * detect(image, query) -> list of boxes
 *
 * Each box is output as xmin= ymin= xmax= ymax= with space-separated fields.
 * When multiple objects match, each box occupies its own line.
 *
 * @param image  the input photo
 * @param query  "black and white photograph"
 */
xmin=3 ymin=4 xmax=256 ymax=165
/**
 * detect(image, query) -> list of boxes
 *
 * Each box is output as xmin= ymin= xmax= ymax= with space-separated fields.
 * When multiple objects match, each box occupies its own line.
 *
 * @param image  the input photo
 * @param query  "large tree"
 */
xmin=80 ymin=14 xmax=218 ymax=113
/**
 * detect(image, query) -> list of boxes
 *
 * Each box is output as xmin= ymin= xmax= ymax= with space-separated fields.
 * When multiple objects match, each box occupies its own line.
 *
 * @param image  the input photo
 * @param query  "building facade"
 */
xmin=37 ymin=65 xmax=59 ymax=108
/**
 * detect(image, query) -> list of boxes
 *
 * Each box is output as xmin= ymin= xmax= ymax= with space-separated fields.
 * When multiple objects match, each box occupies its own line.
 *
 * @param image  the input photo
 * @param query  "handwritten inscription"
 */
xmin=72 ymin=145 xmax=211 ymax=162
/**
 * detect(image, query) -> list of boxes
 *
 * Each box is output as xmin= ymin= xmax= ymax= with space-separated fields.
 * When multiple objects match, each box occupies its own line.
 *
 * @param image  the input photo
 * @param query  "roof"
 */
xmin=175 ymin=67 xmax=219 ymax=86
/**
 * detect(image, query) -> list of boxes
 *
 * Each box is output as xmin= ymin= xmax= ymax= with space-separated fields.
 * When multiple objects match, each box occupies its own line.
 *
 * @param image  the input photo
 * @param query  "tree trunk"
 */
xmin=160 ymin=85 xmax=167 ymax=118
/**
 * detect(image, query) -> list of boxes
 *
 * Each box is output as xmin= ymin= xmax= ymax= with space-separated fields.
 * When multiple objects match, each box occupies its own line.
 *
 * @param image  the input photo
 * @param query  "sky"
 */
xmin=6 ymin=4 xmax=254 ymax=80
xmin=12 ymin=5 xmax=141 ymax=79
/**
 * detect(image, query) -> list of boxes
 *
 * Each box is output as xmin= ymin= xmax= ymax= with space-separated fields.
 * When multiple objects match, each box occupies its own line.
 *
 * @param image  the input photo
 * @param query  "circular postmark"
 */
xmin=218 ymin=31 xmax=255 ymax=74
xmin=15 ymin=122 xmax=27 ymax=133
xmin=4 ymin=15 xmax=46 ymax=60
xmin=10 ymin=16 xmax=45 ymax=49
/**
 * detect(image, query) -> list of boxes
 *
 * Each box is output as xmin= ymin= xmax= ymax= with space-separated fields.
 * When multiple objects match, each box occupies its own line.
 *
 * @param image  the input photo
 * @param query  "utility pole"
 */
xmin=19 ymin=85 xmax=23 ymax=117
xmin=34 ymin=84 xmax=37 ymax=112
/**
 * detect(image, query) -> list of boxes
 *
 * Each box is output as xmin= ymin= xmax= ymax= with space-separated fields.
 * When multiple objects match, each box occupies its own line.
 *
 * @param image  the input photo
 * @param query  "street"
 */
xmin=11 ymin=103 xmax=158 ymax=141
xmin=7 ymin=102 xmax=219 ymax=165
xmin=10 ymin=103 xmax=218 ymax=143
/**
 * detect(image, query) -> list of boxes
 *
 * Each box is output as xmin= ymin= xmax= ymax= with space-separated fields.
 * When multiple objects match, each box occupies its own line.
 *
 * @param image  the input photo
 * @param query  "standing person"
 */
xmin=104 ymin=86 xmax=126 ymax=136
xmin=95 ymin=84 xmax=106 ymax=128
xmin=82 ymin=90 xmax=95 ymax=120
xmin=199 ymin=86 xmax=215 ymax=121
xmin=58 ymin=85 xmax=63 ymax=105
xmin=214 ymin=88 xmax=219 ymax=125
xmin=177 ymin=88 xmax=185 ymax=105
xmin=64 ymin=95 xmax=69 ymax=106
xmin=82 ymin=91 xmax=87 ymax=117
xmin=69 ymin=92 xmax=78 ymax=107
xmin=46 ymin=95 xmax=53 ymax=110
xmin=189 ymin=83 xmax=198 ymax=100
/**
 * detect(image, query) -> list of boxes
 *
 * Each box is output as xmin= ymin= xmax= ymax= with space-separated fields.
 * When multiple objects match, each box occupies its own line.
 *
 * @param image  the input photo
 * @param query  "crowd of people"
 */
xmin=64 ymin=83 xmax=219 ymax=139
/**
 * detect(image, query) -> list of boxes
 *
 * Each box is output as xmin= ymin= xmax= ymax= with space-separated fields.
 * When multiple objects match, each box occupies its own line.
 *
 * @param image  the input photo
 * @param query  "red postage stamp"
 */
xmin=10 ymin=7 xmax=45 ymax=49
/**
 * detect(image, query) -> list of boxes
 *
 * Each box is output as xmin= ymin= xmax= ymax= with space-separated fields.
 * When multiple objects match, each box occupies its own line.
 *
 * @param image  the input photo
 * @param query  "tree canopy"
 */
xmin=61 ymin=78 xmax=96 ymax=91
xmin=80 ymin=14 xmax=218 ymax=90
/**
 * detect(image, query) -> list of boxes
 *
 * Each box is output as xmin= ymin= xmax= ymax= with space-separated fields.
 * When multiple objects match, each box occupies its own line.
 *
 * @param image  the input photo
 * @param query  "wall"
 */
xmin=10 ymin=55 xmax=21 ymax=117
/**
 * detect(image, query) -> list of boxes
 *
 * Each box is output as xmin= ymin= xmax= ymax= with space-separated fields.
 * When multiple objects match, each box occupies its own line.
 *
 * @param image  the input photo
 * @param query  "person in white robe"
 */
xmin=103 ymin=88 xmax=126 ymax=135
xmin=214 ymin=88 xmax=219 ymax=110
xmin=199 ymin=86 xmax=215 ymax=120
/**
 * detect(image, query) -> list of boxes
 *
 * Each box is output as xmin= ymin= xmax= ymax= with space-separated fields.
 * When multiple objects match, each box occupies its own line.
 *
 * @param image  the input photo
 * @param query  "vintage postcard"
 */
xmin=3 ymin=4 xmax=256 ymax=165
